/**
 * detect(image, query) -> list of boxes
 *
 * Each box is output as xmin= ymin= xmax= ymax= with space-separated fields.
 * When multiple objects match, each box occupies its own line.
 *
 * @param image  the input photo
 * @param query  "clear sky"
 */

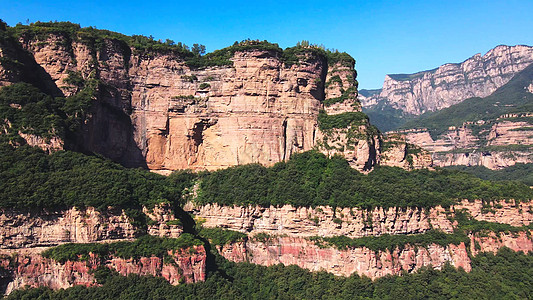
xmin=2 ymin=0 xmax=532 ymax=89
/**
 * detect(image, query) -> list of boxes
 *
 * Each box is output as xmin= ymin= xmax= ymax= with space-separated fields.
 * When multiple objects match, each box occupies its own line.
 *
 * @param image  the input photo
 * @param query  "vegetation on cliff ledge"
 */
xmin=309 ymin=229 xmax=467 ymax=252
xmin=196 ymin=151 xmax=533 ymax=209
xmin=42 ymin=234 xmax=202 ymax=263
xmin=0 ymin=79 xmax=99 ymax=144
xmin=318 ymin=110 xmax=369 ymax=130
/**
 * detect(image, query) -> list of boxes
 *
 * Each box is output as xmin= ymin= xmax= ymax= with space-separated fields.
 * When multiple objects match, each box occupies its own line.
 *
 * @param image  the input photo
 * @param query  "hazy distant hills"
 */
xmin=360 ymin=44 xmax=533 ymax=132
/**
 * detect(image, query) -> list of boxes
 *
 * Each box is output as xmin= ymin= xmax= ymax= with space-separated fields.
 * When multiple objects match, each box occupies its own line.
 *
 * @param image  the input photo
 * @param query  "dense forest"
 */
xmin=445 ymin=163 xmax=533 ymax=186
xmin=7 ymin=248 xmax=533 ymax=300
xmin=196 ymin=151 xmax=533 ymax=209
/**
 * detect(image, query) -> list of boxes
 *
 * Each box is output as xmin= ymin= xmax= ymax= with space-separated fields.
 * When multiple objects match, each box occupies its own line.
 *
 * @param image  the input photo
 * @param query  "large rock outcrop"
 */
xmin=218 ymin=237 xmax=472 ymax=279
xmin=216 ymin=231 xmax=532 ymax=279
xmin=0 ymin=27 xmax=430 ymax=171
xmin=0 ymin=204 xmax=202 ymax=295
xmin=0 ymin=205 xmax=182 ymax=249
xmin=189 ymin=199 xmax=532 ymax=278
xmin=360 ymin=45 xmax=533 ymax=116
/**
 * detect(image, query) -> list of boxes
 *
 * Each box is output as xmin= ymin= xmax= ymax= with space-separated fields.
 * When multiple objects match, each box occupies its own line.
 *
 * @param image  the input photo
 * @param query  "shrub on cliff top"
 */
xmin=318 ymin=110 xmax=369 ymax=130
xmin=309 ymin=229 xmax=468 ymax=252
xmin=326 ymin=50 xmax=355 ymax=67
xmin=186 ymin=40 xmax=283 ymax=68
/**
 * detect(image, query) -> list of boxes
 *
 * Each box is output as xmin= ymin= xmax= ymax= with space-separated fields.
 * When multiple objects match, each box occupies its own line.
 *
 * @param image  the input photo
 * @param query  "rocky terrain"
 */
xmin=0 ymin=204 xmax=206 ymax=294
xmin=360 ymin=45 xmax=533 ymax=116
xmin=0 ymin=25 xmax=431 ymax=172
xmin=392 ymin=113 xmax=533 ymax=169
xmin=1 ymin=199 xmax=531 ymax=294
xmin=187 ymin=199 xmax=532 ymax=238
xmin=191 ymin=199 xmax=532 ymax=278
xmin=0 ymin=246 xmax=206 ymax=294
xmin=1 ymin=23 xmax=532 ymax=296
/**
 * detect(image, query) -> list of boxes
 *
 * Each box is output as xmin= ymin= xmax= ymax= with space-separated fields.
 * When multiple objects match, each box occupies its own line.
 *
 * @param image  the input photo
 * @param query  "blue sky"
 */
xmin=2 ymin=0 xmax=532 ymax=89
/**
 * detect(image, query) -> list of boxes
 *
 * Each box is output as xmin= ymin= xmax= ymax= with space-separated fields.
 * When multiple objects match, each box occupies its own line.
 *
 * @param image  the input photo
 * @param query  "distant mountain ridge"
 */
xmin=391 ymin=63 xmax=533 ymax=169
xmin=360 ymin=44 xmax=533 ymax=132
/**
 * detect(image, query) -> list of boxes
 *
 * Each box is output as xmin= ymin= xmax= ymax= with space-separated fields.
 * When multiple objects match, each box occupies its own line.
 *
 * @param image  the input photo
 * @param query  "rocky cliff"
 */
xmin=189 ymin=199 xmax=532 ymax=278
xmin=187 ymin=199 xmax=532 ymax=238
xmin=1 ymin=198 xmax=531 ymax=295
xmin=0 ymin=24 xmax=431 ymax=172
xmin=0 ymin=204 xmax=204 ymax=295
xmin=217 ymin=231 xmax=532 ymax=279
xmin=0 ymin=204 xmax=184 ymax=249
xmin=360 ymin=45 xmax=533 ymax=116
xmin=218 ymin=237 xmax=472 ymax=279
xmin=397 ymin=113 xmax=533 ymax=169
xmin=0 ymin=246 xmax=206 ymax=294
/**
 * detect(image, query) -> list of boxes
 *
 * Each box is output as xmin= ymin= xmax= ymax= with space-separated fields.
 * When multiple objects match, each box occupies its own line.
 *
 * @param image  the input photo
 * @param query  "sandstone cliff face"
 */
xmin=360 ymin=45 xmax=533 ymax=116
xmin=0 ymin=204 xmax=183 ymax=249
xmin=217 ymin=230 xmax=533 ymax=279
xmin=469 ymin=231 xmax=533 ymax=256
xmin=379 ymin=133 xmax=432 ymax=169
xmin=187 ymin=199 xmax=532 ymax=238
xmin=4 ymin=32 xmax=427 ymax=171
xmin=129 ymin=49 xmax=325 ymax=171
xmin=0 ymin=246 xmax=206 ymax=294
xmin=400 ymin=115 xmax=533 ymax=169
xmin=195 ymin=199 xmax=532 ymax=279
xmin=0 ymin=203 xmax=203 ymax=295
xmin=218 ymin=237 xmax=471 ymax=279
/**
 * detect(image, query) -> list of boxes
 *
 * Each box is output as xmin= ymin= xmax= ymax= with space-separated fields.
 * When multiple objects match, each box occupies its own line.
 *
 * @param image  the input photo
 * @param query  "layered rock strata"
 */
xmin=187 ymin=199 xmax=532 ymax=238
xmin=0 ymin=30 xmax=432 ymax=171
xmin=217 ymin=231 xmax=532 ymax=279
xmin=0 ymin=204 xmax=202 ymax=295
xmin=191 ymin=200 xmax=532 ymax=278
xmin=0 ymin=205 xmax=182 ymax=249
xmin=218 ymin=238 xmax=471 ymax=279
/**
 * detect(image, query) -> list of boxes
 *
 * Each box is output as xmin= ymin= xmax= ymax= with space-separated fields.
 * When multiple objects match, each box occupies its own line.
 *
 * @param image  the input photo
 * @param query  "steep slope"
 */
xmin=360 ymin=45 xmax=533 ymax=131
xmin=0 ymin=21 xmax=430 ymax=172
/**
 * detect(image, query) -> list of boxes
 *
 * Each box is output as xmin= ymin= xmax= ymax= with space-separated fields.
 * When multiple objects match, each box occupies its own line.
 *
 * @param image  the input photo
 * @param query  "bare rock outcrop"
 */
xmin=218 ymin=237 xmax=471 ymax=279
xmin=0 ymin=205 xmax=183 ymax=249
xmin=0 ymin=246 xmax=206 ymax=295
xmin=187 ymin=199 xmax=532 ymax=238
xmin=217 ymin=230 xmax=532 ymax=279
xmin=4 ymin=31 xmax=424 ymax=171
